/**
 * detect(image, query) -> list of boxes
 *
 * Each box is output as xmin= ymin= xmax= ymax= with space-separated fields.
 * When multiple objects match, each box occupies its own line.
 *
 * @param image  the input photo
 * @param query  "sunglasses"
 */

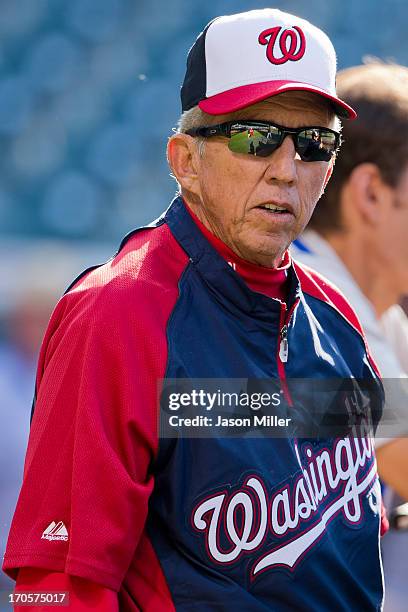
xmin=186 ymin=120 xmax=341 ymax=162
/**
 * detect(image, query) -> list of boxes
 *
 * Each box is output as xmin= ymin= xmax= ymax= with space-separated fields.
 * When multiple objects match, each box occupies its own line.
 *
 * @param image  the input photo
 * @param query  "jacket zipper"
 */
xmin=279 ymin=324 xmax=289 ymax=363
xmin=277 ymin=299 xmax=299 ymax=407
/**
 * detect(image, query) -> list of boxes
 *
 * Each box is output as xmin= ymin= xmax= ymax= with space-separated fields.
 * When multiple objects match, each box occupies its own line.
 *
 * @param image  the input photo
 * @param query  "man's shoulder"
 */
xmin=50 ymin=223 xmax=189 ymax=333
xmin=69 ymin=223 xmax=187 ymax=301
xmin=293 ymin=257 xmax=345 ymax=297
xmin=381 ymin=305 xmax=408 ymax=374
xmin=294 ymin=258 xmax=382 ymax=376
xmin=293 ymin=258 xmax=367 ymax=338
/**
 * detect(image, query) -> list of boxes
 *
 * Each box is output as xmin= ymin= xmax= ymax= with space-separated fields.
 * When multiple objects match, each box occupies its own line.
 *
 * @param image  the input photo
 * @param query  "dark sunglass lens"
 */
xmin=228 ymin=124 xmax=281 ymax=156
xmin=297 ymin=129 xmax=336 ymax=161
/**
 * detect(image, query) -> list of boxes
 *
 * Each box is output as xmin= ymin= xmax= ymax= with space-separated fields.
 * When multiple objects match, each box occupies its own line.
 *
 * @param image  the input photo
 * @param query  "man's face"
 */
xmin=189 ymin=92 xmax=335 ymax=267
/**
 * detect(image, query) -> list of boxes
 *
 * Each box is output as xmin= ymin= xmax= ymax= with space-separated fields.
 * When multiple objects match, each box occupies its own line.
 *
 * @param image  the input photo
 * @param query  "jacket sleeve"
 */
xmin=14 ymin=568 xmax=118 ymax=611
xmin=2 ymin=278 xmax=164 ymax=591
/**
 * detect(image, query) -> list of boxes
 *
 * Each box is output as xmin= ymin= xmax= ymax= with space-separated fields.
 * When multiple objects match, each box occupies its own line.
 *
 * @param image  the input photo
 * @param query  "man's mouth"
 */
xmin=257 ymin=203 xmax=292 ymax=214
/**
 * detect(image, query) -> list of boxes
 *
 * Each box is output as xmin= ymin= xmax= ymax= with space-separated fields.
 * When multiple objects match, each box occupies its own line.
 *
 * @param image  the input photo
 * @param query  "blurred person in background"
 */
xmin=292 ymin=61 xmax=408 ymax=612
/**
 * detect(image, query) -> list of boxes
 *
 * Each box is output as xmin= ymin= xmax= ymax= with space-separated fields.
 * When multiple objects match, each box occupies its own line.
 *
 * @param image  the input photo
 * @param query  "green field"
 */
xmin=229 ymin=129 xmax=266 ymax=155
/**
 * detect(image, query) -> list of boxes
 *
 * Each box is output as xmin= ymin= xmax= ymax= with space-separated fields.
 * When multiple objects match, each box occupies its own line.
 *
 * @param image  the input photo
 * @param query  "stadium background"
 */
xmin=1 ymin=0 xmax=407 ymax=602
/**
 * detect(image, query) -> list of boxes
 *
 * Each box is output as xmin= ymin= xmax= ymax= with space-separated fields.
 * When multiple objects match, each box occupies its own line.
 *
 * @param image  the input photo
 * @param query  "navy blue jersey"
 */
xmin=4 ymin=196 xmax=384 ymax=611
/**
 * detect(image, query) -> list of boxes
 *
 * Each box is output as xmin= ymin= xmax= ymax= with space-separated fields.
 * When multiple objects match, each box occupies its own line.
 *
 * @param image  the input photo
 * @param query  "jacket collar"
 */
xmin=164 ymin=196 xmax=301 ymax=320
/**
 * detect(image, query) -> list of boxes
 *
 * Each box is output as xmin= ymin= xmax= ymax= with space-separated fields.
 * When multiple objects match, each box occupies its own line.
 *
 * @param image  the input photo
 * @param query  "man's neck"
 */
xmin=184 ymin=200 xmax=289 ymax=302
xmin=325 ymin=231 xmax=398 ymax=317
xmin=183 ymin=195 xmax=285 ymax=268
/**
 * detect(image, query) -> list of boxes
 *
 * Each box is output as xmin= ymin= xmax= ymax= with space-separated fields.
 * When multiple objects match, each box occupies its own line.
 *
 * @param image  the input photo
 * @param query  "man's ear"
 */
xmin=347 ymin=163 xmax=390 ymax=225
xmin=167 ymin=133 xmax=200 ymax=194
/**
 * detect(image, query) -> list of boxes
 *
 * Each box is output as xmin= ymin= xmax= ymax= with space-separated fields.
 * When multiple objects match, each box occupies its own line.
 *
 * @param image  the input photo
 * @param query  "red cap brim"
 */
xmin=199 ymin=80 xmax=357 ymax=120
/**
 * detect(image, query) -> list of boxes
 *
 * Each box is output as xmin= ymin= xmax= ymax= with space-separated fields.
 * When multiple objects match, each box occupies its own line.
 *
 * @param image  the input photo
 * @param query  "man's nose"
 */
xmin=264 ymin=136 xmax=298 ymax=185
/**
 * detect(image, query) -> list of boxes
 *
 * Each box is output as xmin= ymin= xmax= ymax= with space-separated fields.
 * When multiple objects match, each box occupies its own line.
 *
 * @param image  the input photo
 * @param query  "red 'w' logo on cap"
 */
xmin=259 ymin=26 xmax=306 ymax=65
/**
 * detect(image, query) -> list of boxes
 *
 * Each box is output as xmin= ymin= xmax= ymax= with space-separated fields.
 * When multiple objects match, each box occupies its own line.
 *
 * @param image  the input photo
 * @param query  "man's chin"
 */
xmin=239 ymin=238 xmax=289 ymax=268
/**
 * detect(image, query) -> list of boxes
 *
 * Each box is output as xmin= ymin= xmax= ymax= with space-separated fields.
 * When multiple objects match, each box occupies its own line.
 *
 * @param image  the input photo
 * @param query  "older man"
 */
xmin=3 ymin=10 xmax=385 ymax=611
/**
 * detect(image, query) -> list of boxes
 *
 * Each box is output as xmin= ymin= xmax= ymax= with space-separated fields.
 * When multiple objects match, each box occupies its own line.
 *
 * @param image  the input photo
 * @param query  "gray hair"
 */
xmin=177 ymin=106 xmax=220 ymax=134
xmin=176 ymin=106 xmax=215 ymax=158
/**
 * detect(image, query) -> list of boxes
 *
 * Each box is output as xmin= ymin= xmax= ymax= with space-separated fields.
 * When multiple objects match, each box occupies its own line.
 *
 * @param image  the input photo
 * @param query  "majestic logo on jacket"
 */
xmin=258 ymin=26 xmax=306 ymax=65
xmin=192 ymin=433 xmax=379 ymax=578
xmin=41 ymin=521 xmax=69 ymax=542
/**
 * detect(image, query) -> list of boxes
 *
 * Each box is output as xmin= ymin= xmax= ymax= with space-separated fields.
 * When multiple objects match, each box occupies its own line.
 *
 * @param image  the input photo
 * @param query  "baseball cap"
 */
xmin=181 ymin=9 xmax=356 ymax=120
